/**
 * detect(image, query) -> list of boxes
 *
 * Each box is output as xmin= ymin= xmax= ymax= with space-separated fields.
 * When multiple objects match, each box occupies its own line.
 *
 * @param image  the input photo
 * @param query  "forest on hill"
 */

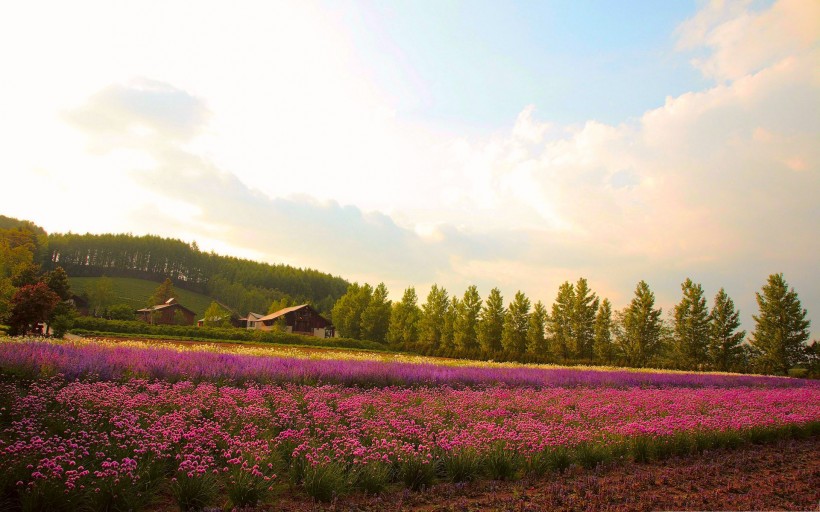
xmin=1 ymin=215 xmax=349 ymax=315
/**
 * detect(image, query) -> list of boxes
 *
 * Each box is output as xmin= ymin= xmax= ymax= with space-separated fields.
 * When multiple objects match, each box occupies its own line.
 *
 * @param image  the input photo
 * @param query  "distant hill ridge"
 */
xmin=2 ymin=216 xmax=349 ymax=315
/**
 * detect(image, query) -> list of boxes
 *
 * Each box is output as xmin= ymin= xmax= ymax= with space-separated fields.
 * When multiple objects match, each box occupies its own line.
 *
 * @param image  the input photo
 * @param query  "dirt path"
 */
xmin=274 ymin=437 xmax=819 ymax=511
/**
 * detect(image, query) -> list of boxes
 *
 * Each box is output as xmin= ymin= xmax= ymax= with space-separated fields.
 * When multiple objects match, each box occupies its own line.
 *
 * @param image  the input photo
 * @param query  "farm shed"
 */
xmin=255 ymin=304 xmax=335 ymax=338
xmin=136 ymin=298 xmax=196 ymax=325
xmin=240 ymin=312 xmax=264 ymax=329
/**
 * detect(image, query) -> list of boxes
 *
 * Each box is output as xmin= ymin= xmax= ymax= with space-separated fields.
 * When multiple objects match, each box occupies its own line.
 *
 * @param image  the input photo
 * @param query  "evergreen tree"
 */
xmin=419 ymin=285 xmax=449 ymax=349
xmin=570 ymin=278 xmax=599 ymax=359
xmin=526 ymin=300 xmax=548 ymax=355
xmin=11 ymin=263 xmax=40 ymax=288
xmin=360 ymin=283 xmax=391 ymax=343
xmin=672 ymin=278 xmax=711 ymax=370
xmin=478 ymin=288 xmax=505 ymax=353
xmin=593 ymin=298 xmax=613 ymax=364
xmin=501 ymin=291 xmax=531 ymax=355
xmin=614 ymin=281 xmax=663 ymax=367
xmin=441 ymin=295 xmax=459 ymax=350
xmin=149 ymin=277 xmax=176 ymax=305
xmin=805 ymin=340 xmax=819 ymax=379
xmin=44 ymin=266 xmax=71 ymax=300
xmin=547 ymin=282 xmax=575 ymax=360
xmin=454 ymin=285 xmax=482 ymax=352
xmin=708 ymin=288 xmax=745 ymax=371
xmin=387 ymin=287 xmax=420 ymax=349
xmin=750 ymin=273 xmax=810 ymax=375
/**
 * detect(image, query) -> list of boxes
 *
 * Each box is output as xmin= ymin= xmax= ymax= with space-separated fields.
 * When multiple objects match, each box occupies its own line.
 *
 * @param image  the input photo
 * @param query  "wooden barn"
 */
xmin=255 ymin=304 xmax=334 ymax=338
xmin=136 ymin=298 xmax=196 ymax=325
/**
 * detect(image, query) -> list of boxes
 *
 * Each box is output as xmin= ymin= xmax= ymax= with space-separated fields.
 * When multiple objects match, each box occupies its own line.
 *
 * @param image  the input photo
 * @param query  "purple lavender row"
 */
xmin=1 ymin=339 xmax=814 ymax=388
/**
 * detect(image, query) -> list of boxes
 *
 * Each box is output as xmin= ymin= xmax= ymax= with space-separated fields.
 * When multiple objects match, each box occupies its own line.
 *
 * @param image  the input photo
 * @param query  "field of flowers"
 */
xmin=0 ymin=336 xmax=818 ymax=510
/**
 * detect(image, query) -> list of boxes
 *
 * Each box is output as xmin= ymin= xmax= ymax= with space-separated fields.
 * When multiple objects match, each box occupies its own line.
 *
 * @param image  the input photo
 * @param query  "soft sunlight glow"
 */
xmin=1 ymin=0 xmax=817 ymax=336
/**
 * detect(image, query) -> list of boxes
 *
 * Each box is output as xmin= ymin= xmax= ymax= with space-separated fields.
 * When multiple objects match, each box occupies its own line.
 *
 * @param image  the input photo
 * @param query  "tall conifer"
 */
xmin=593 ymin=298 xmax=613 ymax=364
xmin=708 ymin=288 xmax=745 ymax=371
xmin=672 ymin=278 xmax=711 ymax=370
xmin=751 ymin=273 xmax=810 ymax=374
xmin=547 ymin=282 xmax=574 ymax=360
xmin=478 ymin=288 xmax=505 ymax=353
xmin=502 ymin=291 xmax=531 ymax=355
xmin=454 ymin=285 xmax=482 ymax=352
xmin=615 ymin=281 xmax=663 ymax=366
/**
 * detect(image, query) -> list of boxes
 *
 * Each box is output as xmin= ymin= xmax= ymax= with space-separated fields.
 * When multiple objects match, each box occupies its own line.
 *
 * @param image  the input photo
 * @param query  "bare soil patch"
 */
xmin=273 ymin=437 xmax=819 ymax=511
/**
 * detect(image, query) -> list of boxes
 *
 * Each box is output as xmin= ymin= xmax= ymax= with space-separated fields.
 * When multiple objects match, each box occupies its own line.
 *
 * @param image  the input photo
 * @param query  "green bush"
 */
xmin=70 ymin=317 xmax=394 ymax=352
xmin=787 ymin=367 xmax=808 ymax=378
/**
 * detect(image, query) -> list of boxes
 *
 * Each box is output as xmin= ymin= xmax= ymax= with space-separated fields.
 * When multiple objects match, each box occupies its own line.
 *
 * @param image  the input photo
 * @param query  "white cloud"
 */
xmin=676 ymin=0 xmax=820 ymax=82
xmin=0 ymin=0 xmax=816 ymax=336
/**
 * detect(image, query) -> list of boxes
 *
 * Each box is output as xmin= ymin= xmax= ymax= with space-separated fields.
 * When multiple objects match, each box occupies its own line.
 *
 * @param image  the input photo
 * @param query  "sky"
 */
xmin=1 ymin=0 xmax=818 ymax=339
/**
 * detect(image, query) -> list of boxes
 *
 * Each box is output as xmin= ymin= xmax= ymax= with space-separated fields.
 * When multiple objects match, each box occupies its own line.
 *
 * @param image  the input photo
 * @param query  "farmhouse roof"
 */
xmin=258 ymin=304 xmax=310 ymax=322
xmin=136 ymin=301 xmax=196 ymax=315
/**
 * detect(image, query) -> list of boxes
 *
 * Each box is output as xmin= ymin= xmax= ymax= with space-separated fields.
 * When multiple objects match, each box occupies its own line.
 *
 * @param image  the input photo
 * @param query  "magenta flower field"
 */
xmin=0 ymin=338 xmax=818 ymax=510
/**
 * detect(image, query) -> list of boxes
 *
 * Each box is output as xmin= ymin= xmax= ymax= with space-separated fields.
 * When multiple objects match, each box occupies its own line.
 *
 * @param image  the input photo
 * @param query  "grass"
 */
xmin=69 ymin=276 xmax=217 ymax=317
xmin=69 ymin=330 xmax=394 ymax=353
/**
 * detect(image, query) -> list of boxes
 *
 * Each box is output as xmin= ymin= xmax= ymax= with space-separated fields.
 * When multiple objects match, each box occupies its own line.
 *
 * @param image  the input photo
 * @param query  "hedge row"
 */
xmin=70 ymin=317 xmax=393 ymax=352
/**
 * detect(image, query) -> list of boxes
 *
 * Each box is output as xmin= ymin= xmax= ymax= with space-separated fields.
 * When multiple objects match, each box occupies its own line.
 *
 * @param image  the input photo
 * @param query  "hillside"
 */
xmin=69 ymin=277 xmax=218 ymax=318
xmin=47 ymin=232 xmax=349 ymax=315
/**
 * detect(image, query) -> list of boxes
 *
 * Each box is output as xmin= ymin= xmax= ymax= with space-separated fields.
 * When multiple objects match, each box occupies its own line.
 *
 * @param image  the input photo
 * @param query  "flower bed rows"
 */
xmin=1 ymin=376 xmax=818 ymax=509
xmin=1 ymin=337 xmax=813 ymax=389
xmin=1 ymin=337 xmax=818 ymax=509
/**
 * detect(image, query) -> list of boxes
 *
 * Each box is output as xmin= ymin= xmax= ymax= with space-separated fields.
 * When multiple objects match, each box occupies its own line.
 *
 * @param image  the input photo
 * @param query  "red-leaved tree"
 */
xmin=8 ymin=282 xmax=60 ymax=335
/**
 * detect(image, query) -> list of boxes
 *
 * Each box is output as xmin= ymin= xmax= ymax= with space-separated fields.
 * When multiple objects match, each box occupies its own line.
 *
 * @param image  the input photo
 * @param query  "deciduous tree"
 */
xmin=203 ymin=301 xmax=232 ymax=327
xmin=89 ymin=276 xmax=115 ymax=317
xmin=387 ymin=287 xmax=420 ymax=349
xmin=360 ymin=283 xmax=391 ymax=343
xmin=8 ymin=282 xmax=60 ymax=335
xmin=331 ymin=283 xmax=372 ymax=339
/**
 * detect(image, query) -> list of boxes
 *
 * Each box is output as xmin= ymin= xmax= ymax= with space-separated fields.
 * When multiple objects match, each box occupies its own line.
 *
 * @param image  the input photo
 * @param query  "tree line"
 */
xmin=2 ymin=215 xmax=816 ymax=376
xmin=331 ymin=276 xmax=816 ymax=376
xmin=44 ymin=231 xmax=350 ymax=315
